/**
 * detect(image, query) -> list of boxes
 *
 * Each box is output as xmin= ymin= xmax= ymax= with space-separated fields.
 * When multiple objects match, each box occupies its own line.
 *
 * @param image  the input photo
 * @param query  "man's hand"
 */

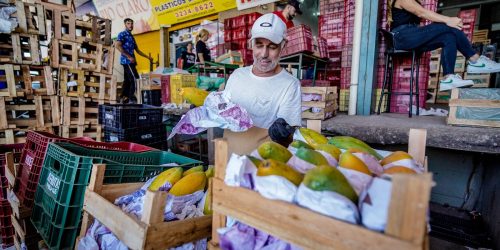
xmin=269 ymin=118 xmax=295 ymax=147
xmin=127 ymin=55 xmax=136 ymax=63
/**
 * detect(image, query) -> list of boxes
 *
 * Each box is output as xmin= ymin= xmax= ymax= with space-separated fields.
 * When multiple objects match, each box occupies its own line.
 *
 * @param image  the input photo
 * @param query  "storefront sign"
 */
xmin=237 ymin=0 xmax=278 ymax=11
xmin=93 ymin=0 xmax=160 ymax=37
xmin=150 ymin=0 xmax=236 ymax=25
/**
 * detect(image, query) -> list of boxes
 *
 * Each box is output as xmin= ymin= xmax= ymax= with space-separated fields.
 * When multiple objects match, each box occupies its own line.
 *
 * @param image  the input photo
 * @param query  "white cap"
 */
xmin=250 ymin=13 xmax=286 ymax=44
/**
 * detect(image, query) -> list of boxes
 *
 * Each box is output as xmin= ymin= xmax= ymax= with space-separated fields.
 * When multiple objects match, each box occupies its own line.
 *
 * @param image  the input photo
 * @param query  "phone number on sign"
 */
xmin=174 ymin=1 xmax=214 ymax=18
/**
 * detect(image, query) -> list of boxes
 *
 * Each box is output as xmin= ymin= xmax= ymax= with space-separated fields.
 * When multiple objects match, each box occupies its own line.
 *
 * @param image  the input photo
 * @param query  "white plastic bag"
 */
xmin=359 ymin=177 xmax=392 ymax=231
xmin=296 ymin=184 xmax=359 ymax=224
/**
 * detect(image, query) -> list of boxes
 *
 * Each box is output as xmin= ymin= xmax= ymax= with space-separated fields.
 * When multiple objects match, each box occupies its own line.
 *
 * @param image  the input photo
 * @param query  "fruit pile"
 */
xmin=226 ymin=127 xmax=424 ymax=231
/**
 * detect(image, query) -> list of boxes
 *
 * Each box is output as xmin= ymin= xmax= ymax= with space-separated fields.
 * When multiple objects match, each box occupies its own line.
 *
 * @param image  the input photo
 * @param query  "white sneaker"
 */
xmin=439 ymin=74 xmax=473 ymax=92
xmin=467 ymin=55 xmax=500 ymax=73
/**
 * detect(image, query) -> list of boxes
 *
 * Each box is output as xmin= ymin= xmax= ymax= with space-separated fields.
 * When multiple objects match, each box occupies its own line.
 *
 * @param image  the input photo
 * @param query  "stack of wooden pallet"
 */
xmin=0 ymin=1 xmax=56 ymax=144
xmin=0 ymin=1 xmax=115 ymax=143
xmin=47 ymin=3 xmax=115 ymax=141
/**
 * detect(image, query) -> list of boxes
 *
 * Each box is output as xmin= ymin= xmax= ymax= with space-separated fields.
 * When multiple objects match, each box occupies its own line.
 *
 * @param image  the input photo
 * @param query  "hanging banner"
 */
xmin=237 ymin=0 xmax=278 ymax=11
xmin=150 ymin=0 xmax=236 ymax=25
xmin=93 ymin=0 xmax=160 ymax=38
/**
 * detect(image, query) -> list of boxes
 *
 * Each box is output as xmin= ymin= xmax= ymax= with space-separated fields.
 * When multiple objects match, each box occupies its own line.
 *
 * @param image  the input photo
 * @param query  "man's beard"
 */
xmin=253 ymin=55 xmax=279 ymax=73
xmin=286 ymin=14 xmax=294 ymax=21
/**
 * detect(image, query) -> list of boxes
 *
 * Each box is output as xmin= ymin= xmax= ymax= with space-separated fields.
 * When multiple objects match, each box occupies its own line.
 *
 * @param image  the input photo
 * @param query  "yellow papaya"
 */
xmin=298 ymin=127 xmax=328 ymax=148
xmin=257 ymin=141 xmax=292 ymax=163
xmin=257 ymin=159 xmax=304 ymax=186
xmin=180 ymin=87 xmax=209 ymax=107
xmin=328 ymin=136 xmax=383 ymax=160
xmin=339 ymin=151 xmax=372 ymax=175
xmin=383 ymin=166 xmax=417 ymax=175
xmin=247 ymin=155 xmax=263 ymax=168
xmin=148 ymin=167 xmax=183 ymax=191
xmin=295 ymin=147 xmax=329 ymax=166
xmin=183 ymin=165 xmax=204 ymax=177
xmin=289 ymin=140 xmax=314 ymax=150
xmin=315 ymin=144 xmax=341 ymax=161
xmin=205 ymin=165 xmax=214 ymax=178
xmin=380 ymin=151 xmax=413 ymax=166
xmin=203 ymin=184 xmax=212 ymax=215
xmin=303 ymin=165 xmax=358 ymax=203
xmin=169 ymin=172 xmax=207 ymax=196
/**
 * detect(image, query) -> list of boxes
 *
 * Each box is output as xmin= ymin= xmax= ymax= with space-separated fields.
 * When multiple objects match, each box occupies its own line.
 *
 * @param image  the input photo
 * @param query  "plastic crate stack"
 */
xmin=458 ymin=9 xmax=477 ymax=42
xmin=338 ymin=0 xmax=356 ymax=111
xmin=0 ymin=1 xmax=62 ymax=145
xmin=281 ymin=25 xmax=314 ymax=57
xmin=223 ymin=12 xmax=263 ymax=66
xmin=30 ymin=141 xmax=199 ymax=249
xmin=99 ymin=104 xmax=166 ymax=147
xmin=318 ymin=0 xmax=344 ymax=86
xmin=0 ymin=144 xmax=24 ymax=249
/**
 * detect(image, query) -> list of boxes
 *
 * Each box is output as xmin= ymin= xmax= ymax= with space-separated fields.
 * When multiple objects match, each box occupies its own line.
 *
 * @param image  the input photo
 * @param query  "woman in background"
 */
xmin=195 ymin=29 xmax=211 ymax=64
xmin=388 ymin=0 xmax=500 ymax=91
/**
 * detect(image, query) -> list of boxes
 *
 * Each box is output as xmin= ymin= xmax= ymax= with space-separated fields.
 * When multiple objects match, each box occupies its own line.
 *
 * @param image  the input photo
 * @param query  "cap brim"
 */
xmin=251 ymin=32 xmax=283 ymax=44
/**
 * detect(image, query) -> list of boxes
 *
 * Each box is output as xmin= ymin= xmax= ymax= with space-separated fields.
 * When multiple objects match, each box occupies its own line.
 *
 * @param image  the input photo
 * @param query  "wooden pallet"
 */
xmin=209 ymin=128 xmax=432 ymax=250
xmin=12 ymin=1 xmax=47 ymax=36
xmin=78 ymin=164 xmax=212 ymax=250
xmin=301 ymin=86 xmax=337 ymax=120
xmin=60 ymin=96 xmax=103 ymax=126
xmin=464 ymin=73 xmax=491 ymax=88
xmin=60 ymin=124 xmax=102 ymax=141
xmin=78 ymin=42 xmax=114 ymax=73
xmin=0 ymin=96 xmax=60 ymax=130
xmin=448 ymin=88 xmax=500 ymax=128
xmin=0 ymin=64 xmax=55 ymax=97
xmin=82 ymin=72 xmax=117 ymax=101
xmin=0 ymin=33 xmax=41 ymax=65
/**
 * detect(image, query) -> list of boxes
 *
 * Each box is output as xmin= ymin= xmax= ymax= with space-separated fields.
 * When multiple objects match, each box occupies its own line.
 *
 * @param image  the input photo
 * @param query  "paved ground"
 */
xmin=321 ymin=113 xmax=500 ymax=154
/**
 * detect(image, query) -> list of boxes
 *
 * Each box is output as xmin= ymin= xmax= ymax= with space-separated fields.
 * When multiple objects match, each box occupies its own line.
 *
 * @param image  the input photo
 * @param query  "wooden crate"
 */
xmin=448 ymin=88 xmax=500 ymax=128
xmin=59 ymin=68 xmax=84 ymax=96
xmin=209 ymin=128 xmax=431 ymax=250
xmin=339 ymin=89 xmax=349 ymax=112
xmin=0 ymin=64 xmax=55 ymax=97
xmin=436 ymin=90 xmax=451 ymax=104
xmin=13 ymin=1 xmax=47 ymax=36
xmin=464 ymin=73 xmax=490 ymax=88
xmin=472 ymin=29 xmax=488 ymax=43
xmin=0 ymin=33 xmax=41 ymax=65
xmin=60 ymin=96 xmax=103 ymax=126
xmin=38 ymin=0 xmax=75 ymax=12
xmin=301 ymin=86 xmax=338 ymax=120
xmin=428 ymin=73 xmax=440 ymax=89
xmin=78 ymin=164 xmax=212 ymax=250
xmin=0 ymin=64 xmax=23 ymax=98
xmin=0 ymin=96 xmax=60 ymax=130
xmin=0 ymin=129 xmax=28 ymax=144
xmin=426 ymin=88 xmax=437 ymax=104
xmin=78 ymin=42 xmax=114 ymax=73
xmin=429 ymin=57 xmax=440 ymax=74
xmin=60 ymin=124 xmax=102 ymax=141
xmin=51 ymin=10 xmax=111 ymax=46
xmin=374 ymin=88 xmax=388 ymax=112
xmin=51 ymin=39 xmax=78 ymax=69
xmin=82 ymin=72 xmax=117 ymax=101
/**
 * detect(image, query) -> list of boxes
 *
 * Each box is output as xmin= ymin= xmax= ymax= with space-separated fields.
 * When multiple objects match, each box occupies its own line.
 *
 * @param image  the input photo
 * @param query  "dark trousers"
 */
xmin=122 ymin=63 xmax=139 ymax=100
xmin=393 ymin=23 xmax=477 ymax=75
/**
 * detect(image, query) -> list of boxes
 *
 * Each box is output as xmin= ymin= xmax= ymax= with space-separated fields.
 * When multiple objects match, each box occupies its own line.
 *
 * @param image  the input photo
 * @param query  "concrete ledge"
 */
xmin=321 ymin=114 xmax=500 ymax=154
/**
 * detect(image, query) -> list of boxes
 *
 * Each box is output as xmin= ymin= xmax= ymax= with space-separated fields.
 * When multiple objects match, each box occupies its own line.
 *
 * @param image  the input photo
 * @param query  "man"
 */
xmin=273 ymin=0 xmax=303 ymax=29
xmin=115 ymin=18 xmax=152 ymax=103
xmin=180 ymin=42 xmax=196 ymax=70
xmin=223 ymin=13 xmax=301 ymax=145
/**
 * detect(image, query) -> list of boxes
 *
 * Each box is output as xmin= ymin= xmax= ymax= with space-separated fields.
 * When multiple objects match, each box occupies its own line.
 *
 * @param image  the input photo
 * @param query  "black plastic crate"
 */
xmin=103 ymin=125 xmax=166 ymax=145
xmin=98 ymin=104 xmax=163 ymax=130
xmin=141 ymin=90 xmax=162 ymax=106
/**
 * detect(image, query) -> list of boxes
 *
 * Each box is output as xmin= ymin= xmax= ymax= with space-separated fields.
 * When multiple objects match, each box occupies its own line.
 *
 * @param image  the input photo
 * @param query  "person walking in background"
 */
xmin=273 ymin=0 xmax=303 ymax=29
xmin=115 ymin=18 xmax=153 ymax=103
xmin=195 ymin=29 xmax=211 ymax=64
xmin=388 ymin=0 xmax=500 ymax=91
xmin=180 ymin=42 xmax=196 ymax=70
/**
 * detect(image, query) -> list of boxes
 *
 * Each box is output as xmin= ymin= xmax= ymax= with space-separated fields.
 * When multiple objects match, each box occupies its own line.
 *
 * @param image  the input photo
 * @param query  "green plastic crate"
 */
xmin=31 ymin=142 xmax=202 ymax=250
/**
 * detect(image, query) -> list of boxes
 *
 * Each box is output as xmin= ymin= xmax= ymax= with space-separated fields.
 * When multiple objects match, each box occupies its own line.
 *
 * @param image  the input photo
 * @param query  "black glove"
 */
xmin=269 ymin=118 xmax=295 ymax=147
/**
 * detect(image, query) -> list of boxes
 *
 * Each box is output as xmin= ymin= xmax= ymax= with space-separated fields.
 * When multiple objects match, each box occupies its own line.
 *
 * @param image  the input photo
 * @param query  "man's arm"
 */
xmin=115 ymin=40 xmax=136 ymax=63
xmin=135 ymin=46 xmax=153 ymax=61
xmin=197 ymin=53 xmax=205 ymax=64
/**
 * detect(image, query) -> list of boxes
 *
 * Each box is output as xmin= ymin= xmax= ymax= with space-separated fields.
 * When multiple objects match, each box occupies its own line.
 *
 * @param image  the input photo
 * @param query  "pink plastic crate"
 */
xmin=224 ymin=30 xmax=232 ymax=42
xmin=232 ymin=27 xmax=249 ymax=40
xmin=160 ymin=75 xmax=171 ymax=103
xmin=319 ymin=0 xmax=344 ymax=15
xmin=389 ymin=91 xmax=427 ymax=113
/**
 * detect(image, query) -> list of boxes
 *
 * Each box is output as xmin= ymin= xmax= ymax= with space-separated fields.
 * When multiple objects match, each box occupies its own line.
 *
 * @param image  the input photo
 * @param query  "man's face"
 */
xmin=125 ymin=21 xmax=134 ymax=31
xmin=187 ymin=43 xmax=193 ymax=51
xmin=285 ymin=5 xmax=297 ymax=21
xmin=252 ymin=38 xmax=282 ymax=73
